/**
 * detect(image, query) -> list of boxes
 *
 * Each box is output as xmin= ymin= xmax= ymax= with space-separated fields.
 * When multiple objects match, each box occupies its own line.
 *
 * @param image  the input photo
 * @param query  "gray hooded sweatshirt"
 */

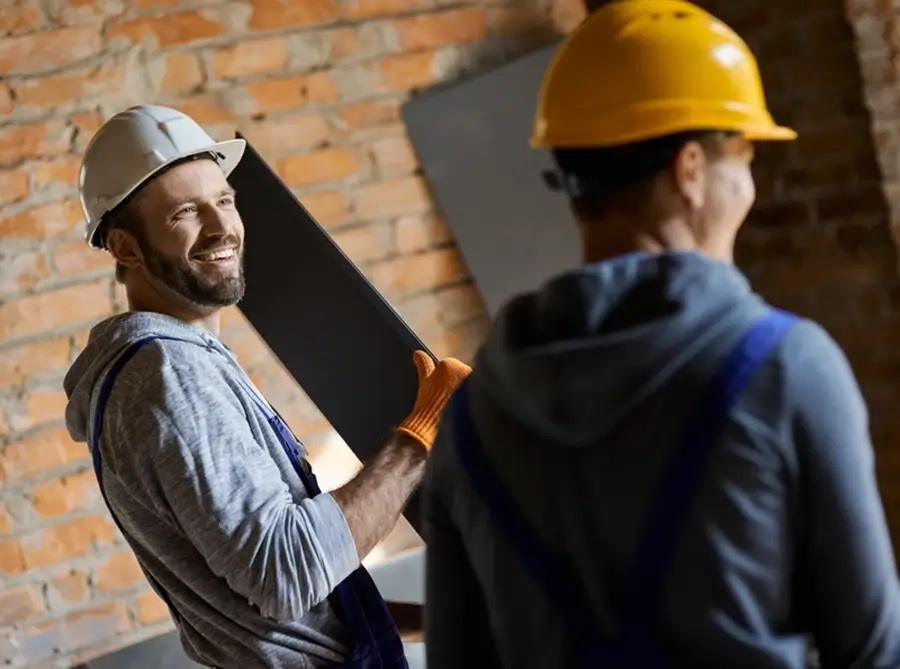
xmin=423 ymin=251 xmax=900 ymax=669
xmin=64 ymin=312 xmax=360 ymax=668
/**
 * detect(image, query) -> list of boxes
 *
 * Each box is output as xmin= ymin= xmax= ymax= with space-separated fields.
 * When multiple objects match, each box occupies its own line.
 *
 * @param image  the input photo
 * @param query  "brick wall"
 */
xmin=3 ymin=0 xmax=897 ymax=666
xmin=0 ymin=0 xmax=583 ymax=666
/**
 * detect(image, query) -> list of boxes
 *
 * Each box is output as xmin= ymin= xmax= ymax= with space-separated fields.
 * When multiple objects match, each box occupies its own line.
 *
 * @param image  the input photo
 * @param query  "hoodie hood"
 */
xmin=476 ymin=251 xmax=765 ymax=449
xmin=64 ymin=311 xmax=223 ymax=444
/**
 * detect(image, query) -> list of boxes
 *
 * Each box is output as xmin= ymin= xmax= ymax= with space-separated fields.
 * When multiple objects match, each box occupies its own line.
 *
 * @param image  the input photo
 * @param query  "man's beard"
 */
xmin=139 ymin=238 xmax=246 ymax=308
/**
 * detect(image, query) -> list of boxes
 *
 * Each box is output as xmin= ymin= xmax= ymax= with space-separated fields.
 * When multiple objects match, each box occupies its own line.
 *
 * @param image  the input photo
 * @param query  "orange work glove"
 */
xmin=396 ymin=351 xmax=472 ymax=450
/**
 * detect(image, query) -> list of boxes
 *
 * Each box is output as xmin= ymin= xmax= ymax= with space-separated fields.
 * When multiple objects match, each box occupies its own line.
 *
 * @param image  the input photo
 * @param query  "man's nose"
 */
xmin=201 ymin=204 xmax=233 ymax=236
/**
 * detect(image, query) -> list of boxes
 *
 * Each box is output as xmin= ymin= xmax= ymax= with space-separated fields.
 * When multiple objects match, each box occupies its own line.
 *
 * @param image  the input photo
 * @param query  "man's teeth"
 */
xmin=197 ymin=249 xmax=234 ymax=261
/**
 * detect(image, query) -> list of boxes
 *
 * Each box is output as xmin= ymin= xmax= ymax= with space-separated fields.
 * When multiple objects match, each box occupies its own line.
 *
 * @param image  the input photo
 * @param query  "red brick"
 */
xmin=166 ymin=92 xmax=236 ymax=125
xmin=0 ymin=585 xmax=44 ymax=626
xmin=0 ymin=538 xmax=25 ymax=575
xmin=436 ymin=283 xmax=486 ymax=327
xmin=331 ymin=224 xmax=392 ymax=263
xmin=748 ymin=200 xmax=811 ymax=228
xmin=19 ymin=515 xmax=116 ymax=571
xmin=0 ymin=199 xmax=84 ymax=239
xmin=46 ymin=0 xmax=123 ymax=25
xmin=389 ymin=8 xmax=487 ymax=51
xmin=248 ymin=0 xmax=340 ymax=31
xmin=378 ymin=51 xmax=442 ymax=91
xmin=0 ymin=82 xmax=11 ymax=114
xmin=95 ymin=549 xmax=146 ymax=593
xmin=0 ymin=25 xmax=103 ymax=75
xmin=210 ymin=37 xmax=288 ymax=80
xmin=52 ymin=239 xmax=114 ymax=278
xmin=131 ymin=0 xmax=180 ymax=7
xmin=109 ymin=11 xmax=222 ymax=48
xmin=816 ymin=184 xmax=886 ymax=222
xmin=135 ymin=589 xmax=170 ymax=625
xmin=352 ymin=177 xmax=432 ymax=219
xmin=12 ymin=63 xmax=127 ymax=109
xmin=0 ymin=120 xmax=72 ymax=165
xmin=21 ymin=388 xmax=68 ymax=431
xmin=47 ymin=569 xmax=90 ymax=610
xmin=0 ymin=503 xmax=13 ymax=534
xmin=0 ymin=279 xmax=113 ymax=342
xmin=279 ymin=148 xmax=360 ymax=187
xmin=301 ymin=190 xmax=348 ymax=227
xmin=32 ymin=156 xmax=81 ymax=191
xmin=0 ymin=248 xmax=51 ymax=296
xmin=342 ymin=0 xmax=429 ymax=20
xmin=30 ymin=471 xmax=98 ymax=521
xmin=0 ymin=0 xmax=42 ymax=35
xmin=71 ymin=111 xmax=103 ymax=152
xmin=238 ymin=114 xmax=332 ymax=155
xmin=367 ymin=248 xmax=466 ymax=294
xmin=1 ymin=427 xmax=87 ymax=481
xmin=157 ymin=52 xmax=204 ymax=94
xmin=246 ymin=72 xmax=340 ymax=113
xmin=324 ymin=26 xmax=371 ymax=61
xmin=395 ymin=213 xmax=452 ymax=254
xmin=370 ymin=136 xmax=419 ymax=178
xmin=336 ymin=99 xmax=402 ymax=134
xmin=0 ymin=337 xmax=71 ymax=390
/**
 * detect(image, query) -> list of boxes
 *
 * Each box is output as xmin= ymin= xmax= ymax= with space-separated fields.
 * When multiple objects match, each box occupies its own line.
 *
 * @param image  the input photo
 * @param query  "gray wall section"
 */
xmin=402 ymin=44 xmax=581 ymax=317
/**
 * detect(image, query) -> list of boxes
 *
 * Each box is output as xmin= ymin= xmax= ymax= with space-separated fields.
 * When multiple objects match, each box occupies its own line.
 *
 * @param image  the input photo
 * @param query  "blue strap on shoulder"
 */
xmin=90 ymin=334 xmax=186 ymax=620
xmin=451 ymin=308 xmax=799 ymax=658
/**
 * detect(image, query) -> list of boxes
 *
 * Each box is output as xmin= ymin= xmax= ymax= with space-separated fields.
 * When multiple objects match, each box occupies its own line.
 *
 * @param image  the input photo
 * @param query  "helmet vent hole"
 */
xmin=673 ymin=11 xmax=689 ymax=19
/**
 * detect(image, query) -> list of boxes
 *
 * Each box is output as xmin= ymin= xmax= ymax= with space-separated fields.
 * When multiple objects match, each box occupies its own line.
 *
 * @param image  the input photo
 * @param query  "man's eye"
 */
xmin=176 ymin=205 xmax=197 ymax=217
xmin=219 ymin=197 xmax=235 ymax=207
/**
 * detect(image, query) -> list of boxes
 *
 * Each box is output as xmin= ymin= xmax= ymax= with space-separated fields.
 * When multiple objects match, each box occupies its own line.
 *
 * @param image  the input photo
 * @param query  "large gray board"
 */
xmin=402 ymin=44 xmax=581 ymax=317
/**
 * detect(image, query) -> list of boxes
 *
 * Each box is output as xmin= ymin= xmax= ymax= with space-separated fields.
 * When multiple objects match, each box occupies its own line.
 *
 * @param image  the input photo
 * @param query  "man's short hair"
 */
xmin=549 ymin=130 xmax=734 ymax=219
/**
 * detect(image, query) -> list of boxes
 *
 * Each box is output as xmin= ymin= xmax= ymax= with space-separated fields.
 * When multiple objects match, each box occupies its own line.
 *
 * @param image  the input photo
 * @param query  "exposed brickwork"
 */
xmin=0 ymin=0 xmax=577 ymax=665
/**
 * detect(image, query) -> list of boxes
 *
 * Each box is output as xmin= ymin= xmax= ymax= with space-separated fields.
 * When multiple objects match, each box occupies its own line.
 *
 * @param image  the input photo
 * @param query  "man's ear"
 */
xmin=672 ymin=141 xmax=707 ymax=211
xmin=106 ymin=228 xmax=144 ymax=270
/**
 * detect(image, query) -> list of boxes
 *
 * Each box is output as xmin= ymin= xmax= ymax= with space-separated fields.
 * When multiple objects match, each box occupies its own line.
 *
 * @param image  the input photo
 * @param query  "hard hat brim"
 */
xmin=86 ymin=137 xmax=247 ymax=248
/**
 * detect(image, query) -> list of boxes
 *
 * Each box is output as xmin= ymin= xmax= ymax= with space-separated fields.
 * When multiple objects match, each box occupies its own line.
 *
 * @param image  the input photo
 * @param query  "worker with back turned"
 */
xmin=422 ymin=1 xmax=900 ymax=667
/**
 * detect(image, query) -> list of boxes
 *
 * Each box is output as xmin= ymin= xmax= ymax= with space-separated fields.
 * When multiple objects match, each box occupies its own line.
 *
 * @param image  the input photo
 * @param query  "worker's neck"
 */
xmin=124 ymin=279 xmax=221 ymax=337
xmin=580 ymin=214 xmax=734 ymax=265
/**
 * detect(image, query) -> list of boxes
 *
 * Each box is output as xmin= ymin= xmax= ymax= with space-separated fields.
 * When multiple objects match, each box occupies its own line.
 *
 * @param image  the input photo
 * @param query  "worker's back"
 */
xmin=423 ymin=250 xmax=900 ymax=668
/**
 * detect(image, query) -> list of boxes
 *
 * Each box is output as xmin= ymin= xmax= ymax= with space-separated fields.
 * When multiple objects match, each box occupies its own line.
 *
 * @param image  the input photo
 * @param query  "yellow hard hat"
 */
xmin=531 ymin=0 xmax=796 ymax=149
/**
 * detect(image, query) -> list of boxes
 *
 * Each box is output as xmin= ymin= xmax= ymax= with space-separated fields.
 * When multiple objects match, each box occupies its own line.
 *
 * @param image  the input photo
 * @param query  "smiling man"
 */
xmin=63 ymin=105 xmax=470 ymax=669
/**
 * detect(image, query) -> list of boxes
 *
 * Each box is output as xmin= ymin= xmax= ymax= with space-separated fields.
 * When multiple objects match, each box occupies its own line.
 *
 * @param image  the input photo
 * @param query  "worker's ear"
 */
xmin=671 ymin=141 xmax=707 ymax=212
xmin=107 ymin=228 xmax=145 ymax=271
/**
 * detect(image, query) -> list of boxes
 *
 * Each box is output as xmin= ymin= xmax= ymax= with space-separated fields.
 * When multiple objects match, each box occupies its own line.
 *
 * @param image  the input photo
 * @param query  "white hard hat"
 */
xmin=78 ymin=104 xmax=246 ymax=248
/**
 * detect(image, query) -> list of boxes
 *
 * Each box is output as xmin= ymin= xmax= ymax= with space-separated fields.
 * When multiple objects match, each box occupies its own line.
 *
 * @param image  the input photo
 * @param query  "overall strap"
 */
xmin=91 ymin=335 xmax=186 ymax=621
xmin=451 ymin=307 xmax=799 ymax=658
xmin=620 ymin=308 xmax=798 ymax=635
xmin=451 ymin=381 xmax=602 ymax=650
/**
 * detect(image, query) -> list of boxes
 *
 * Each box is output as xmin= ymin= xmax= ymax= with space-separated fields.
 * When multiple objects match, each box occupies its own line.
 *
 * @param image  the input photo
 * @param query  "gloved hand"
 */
xmin=396 ymin=351 xmax=472 ymax=450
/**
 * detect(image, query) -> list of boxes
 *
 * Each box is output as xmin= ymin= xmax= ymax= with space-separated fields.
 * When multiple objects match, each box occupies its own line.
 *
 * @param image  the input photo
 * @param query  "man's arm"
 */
xmin=331 ymin=432 xmax=426 ymax=560
xmin=331 ymin=351 xmax=471 ymax=561
xmin=788 ymin=321 xmax=900 ymax=668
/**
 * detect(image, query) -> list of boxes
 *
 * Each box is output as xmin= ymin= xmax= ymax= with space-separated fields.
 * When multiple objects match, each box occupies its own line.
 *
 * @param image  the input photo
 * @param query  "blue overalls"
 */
xmin=451 ymin=308 xmax=798 ymax=667
xmin=90 ymin=335 xmax=408 ymax=669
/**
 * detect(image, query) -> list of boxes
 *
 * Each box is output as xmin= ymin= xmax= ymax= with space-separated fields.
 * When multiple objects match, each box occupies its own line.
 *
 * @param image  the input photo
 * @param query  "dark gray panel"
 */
xmin=402 ymin=44 xmax=581 ymax=317
xmin=229 ymin=138 xmax=430 ymax=533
